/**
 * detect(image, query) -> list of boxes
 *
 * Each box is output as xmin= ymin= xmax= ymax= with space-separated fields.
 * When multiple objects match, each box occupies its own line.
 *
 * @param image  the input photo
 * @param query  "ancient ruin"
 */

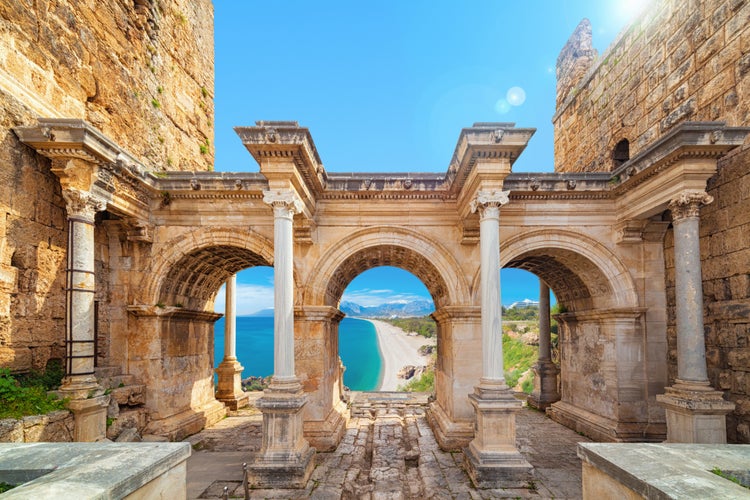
xmin=1 ymin=0 xmax=750 ymax=496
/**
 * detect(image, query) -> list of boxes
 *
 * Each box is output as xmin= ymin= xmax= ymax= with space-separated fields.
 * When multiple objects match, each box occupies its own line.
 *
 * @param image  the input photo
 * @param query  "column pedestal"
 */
xmin=464 ymin=385 xmax=533 ymax=488
xmin=215 ymin=359 xmax=248 ymax=411
xmin=657 ymin=382 xmax=734 ymax=444
xmin=248 ymin=381 xmax=315 ymax=489
xmin=527 ymin=360 xmax=560 ymax=411
xmin=67 ymin=394 xmax=110 ymax=442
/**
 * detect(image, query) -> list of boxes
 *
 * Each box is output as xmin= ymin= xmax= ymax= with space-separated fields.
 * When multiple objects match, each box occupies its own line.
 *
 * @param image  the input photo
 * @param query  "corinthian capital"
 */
xmin=263 ymin=189 xmax=303 ymax=219
xmin=470 ymin=189 xmax=510 ymax=219
xmin=62 ymin=188 xmax=106 ymax=223
xmin=668 ymin=190 xmax=713 ymax=221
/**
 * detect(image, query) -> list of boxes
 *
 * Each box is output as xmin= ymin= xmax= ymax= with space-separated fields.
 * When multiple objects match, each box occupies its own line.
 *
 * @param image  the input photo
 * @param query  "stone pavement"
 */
xmin=186 ymin=397 xmax=590 ymax=499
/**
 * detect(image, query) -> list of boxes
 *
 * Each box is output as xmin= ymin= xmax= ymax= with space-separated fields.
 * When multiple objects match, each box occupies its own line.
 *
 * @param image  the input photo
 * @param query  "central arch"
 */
xmin=299 ymin=226 xmax=477 ymax=450
xmin=306 ymin=226 xmax=471 ymax=307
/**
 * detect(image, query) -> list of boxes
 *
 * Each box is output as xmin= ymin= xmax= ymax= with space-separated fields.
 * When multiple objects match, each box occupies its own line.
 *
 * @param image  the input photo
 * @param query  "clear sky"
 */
xmin=212 ymin=1 xmax=647 ymax=315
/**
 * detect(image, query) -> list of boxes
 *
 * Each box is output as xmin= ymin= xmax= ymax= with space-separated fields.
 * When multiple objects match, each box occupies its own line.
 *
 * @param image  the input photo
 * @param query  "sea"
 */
xmin=214 ymin=316 xmax=382 ymax=391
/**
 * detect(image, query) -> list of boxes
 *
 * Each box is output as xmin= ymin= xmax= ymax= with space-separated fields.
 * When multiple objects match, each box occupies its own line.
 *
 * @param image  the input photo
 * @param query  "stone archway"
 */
xmin=299 ymin=226 xmax=476 ymax=450
xmin=496 ymin=229 xmax=666 ymax=441
xmin=125 ymin=227 xmax=277 ymax=439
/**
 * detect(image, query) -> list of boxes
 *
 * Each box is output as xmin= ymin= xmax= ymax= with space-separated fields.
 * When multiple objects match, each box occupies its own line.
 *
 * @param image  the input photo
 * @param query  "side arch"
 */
xmin=139 ymin=226 xmax=277 ymax=310
xmin=471 ymin=228 xmax=639 ymax=311
xmin=305 ymin=226 xmax=471 ymax=308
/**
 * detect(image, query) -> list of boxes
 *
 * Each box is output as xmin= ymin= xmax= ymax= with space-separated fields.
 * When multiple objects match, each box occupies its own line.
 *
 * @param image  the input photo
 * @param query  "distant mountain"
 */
xmin=340 ymin=300 xmax=434 ymax=318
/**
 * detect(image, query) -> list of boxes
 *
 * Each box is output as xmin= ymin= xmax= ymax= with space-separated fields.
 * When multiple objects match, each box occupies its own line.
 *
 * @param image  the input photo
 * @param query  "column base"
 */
xmin=656 ymin=381 xmax=735 ymax=444
xmin=526 ymin=360 xmax=560 ymax=411
xmin=303 ymin=404 xmax=347 ymax=452
xmin=426 ymin=401 xmax=474 ymax=451
xmin=464 ymin=441 xmax=534 ymax=489
xmin=464 ymin=385 xmax=533 ymax=488
xmin=66 ymin=394 xmax=110 ymax=442
xmin=215 ymin=359 xmax=249 ymax=411
xmin=248 ymin=380 xmax=315 ymax=489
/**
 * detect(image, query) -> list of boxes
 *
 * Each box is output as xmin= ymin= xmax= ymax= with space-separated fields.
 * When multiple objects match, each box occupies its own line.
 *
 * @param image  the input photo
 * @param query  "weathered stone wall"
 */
xmin=0 ymin=410 xmax=74 ymax=442
xmin=0 ymin=1 xmax=214 ymax=373
xmin=664 ymin=144 xmax=750 ymax=443
xmin=555 ymin=0 xmax=750 ymax=442
xmin=554 ymin=0 xmax=750 ymax=172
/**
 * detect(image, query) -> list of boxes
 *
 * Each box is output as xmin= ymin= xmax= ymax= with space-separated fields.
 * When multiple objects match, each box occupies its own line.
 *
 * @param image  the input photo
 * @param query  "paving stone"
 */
xmin=187 ymin=405 xmax=588 ymax=499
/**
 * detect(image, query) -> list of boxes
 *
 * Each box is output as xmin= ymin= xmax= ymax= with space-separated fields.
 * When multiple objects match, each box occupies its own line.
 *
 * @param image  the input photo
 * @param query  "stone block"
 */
xmin=0 ymin=419 xmax=23 ymax=442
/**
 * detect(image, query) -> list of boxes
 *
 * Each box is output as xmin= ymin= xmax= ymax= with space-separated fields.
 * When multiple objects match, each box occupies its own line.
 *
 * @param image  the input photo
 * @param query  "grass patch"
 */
xmin=399 ymin=367 xmax=434 ymax=392
xmin=0 ymin=367 xmax=68 ymax=419
xmin=503 ymin=334 xmax=538 ymax=389
xmin=0 ymin=482 xmax=16 ymax=493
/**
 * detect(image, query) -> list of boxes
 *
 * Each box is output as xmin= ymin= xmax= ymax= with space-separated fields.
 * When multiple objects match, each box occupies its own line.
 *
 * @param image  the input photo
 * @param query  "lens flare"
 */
xmin=506 ymin=86 xmax=526 ymax=106
xmin=495 ymin=98 xmax=511 ymax=114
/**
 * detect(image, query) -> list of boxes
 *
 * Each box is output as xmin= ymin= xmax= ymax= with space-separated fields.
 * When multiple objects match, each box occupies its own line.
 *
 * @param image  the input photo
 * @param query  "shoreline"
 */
xmin=362 ymin=318 xmax=436 ymax=391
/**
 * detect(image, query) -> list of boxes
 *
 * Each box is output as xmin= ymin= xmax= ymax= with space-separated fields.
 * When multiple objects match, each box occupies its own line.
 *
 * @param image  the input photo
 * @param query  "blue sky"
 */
xmin=212 ymin=1 xmax=646 ymax=315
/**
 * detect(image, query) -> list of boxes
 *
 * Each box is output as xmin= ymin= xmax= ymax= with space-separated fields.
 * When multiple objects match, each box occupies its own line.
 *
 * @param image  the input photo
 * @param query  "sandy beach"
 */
xmin=364 ymin=318 xmax=436 ymax=391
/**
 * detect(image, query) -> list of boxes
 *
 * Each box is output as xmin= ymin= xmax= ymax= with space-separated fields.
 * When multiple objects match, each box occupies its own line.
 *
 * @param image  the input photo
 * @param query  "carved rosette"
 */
xmin=263 ymin=189 xmax=303 ymax=220
xmin=470 ymin=189 xmax=510 ymax=220
xmin=62 ymin=188 xmax=106 ymax=223
xmin=668 ymin=191 xmax=714 ymax=221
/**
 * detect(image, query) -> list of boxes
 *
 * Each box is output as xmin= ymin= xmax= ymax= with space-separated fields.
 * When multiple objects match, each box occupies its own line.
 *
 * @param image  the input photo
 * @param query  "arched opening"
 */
xmin=498 ymin=232 xmax=665 ymax=442
xmin=213 ymin=266 xmax=274 ymax=393
xmin=338 ymin=266 xmax=435 ymax=392
xmin=128 ymin=238 xmax=275 ymax=440
xmin=613 ymin=138 xmax=630 ymax=169
xmin=299 ymin=230 xmax=471 ymax=450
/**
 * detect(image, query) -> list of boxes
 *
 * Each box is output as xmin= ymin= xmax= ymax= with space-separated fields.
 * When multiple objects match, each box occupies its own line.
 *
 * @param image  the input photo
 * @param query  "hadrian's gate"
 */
xmin=15 ymin=118 xmax=748 ymax=450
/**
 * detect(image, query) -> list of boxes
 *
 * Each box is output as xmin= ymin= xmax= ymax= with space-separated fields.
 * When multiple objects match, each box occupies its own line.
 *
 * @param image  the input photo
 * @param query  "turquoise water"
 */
xmin=214 ymin=316 xmax=382 ymax=391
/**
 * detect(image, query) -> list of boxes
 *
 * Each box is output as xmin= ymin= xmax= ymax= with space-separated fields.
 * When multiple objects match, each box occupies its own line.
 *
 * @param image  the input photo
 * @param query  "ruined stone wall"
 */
xmin=554 ymin=0 xmax=749 ymax=172
xmin=664 ymin=144 xmax=750 ymax=443
xmin=554 ymin=0 xmax=750 ymax=442
xmin=0 ymin=0 xmax=214 ymax=373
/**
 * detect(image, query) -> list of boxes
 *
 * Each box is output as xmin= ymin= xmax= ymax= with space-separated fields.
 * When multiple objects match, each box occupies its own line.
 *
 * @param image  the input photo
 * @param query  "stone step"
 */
xmin=106 ymin=407 xmax=149 ymax=441
xmin=100 ymin=374 xmax=138 ymax=389
xmin=94 ymin=366 xmax=122 ymax=379
xmin=110 ymin=384 xmax=146 ymax=406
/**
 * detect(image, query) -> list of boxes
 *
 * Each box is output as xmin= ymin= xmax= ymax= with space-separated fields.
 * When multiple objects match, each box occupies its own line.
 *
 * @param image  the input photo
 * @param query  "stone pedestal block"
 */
xmin=427 ymin=400 xmax=474 ymax=451
xmin=215 ymin=359 xmax=248 ymax=411
xmin=67 ymin=394 xmax=110 ymax=442
xmin=248 ymin=381 xmax=315 ymax=489
xmin=464 ymin=386 xmax=533 ymax=488
xmin=527 ymin=361 xmax=560 ymax=411
xmin=656 ymin=383 xmax=735 ymax=444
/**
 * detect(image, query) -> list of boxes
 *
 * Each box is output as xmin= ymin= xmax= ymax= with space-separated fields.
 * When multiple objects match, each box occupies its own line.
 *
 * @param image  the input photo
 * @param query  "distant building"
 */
xmin=507 ymin=299 xmax=539 ymax=309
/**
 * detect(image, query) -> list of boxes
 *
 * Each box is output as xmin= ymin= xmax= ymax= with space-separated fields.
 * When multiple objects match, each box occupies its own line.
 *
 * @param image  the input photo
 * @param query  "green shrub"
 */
xmin=0 ymin=368 xmax=68 ymax=419
xmin=399 ymin=368 xmax=434 ymax=392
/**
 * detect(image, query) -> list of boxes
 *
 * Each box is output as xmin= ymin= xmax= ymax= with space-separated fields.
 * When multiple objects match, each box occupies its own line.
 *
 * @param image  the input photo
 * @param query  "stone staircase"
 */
xmin=348 ymin=391 xmax=431 ymax=418
xmin=95 ymin=366 xmax=152 ymax=442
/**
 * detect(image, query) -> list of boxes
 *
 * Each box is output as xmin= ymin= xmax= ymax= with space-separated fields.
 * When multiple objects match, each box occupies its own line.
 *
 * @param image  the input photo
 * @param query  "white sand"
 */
xmin=364 ymin=318 xmax=436 ymax=391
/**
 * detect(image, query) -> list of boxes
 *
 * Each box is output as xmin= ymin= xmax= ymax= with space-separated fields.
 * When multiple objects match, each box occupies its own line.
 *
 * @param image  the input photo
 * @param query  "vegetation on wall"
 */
xmin=0 ymin=365 xmax=67 ymax=419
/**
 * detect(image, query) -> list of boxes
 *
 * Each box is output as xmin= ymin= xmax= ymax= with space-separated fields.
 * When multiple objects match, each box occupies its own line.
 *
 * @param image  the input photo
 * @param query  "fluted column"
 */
xmin=60 ymin=188 xmax=106 ymax=395
xmin=58 ymin=188 xmax=110 ymax=442
xmin=657 ymin=190 xmax=734 ymax=443
xmin=249 ymin=189 xmax=313 ymax=489
xmin=464 ymin=189 xmax=532 ymax=488
xmin=527 ymin=281 xmax=560 ymax=410
xmin=225 ymin=274 xmax=237 ymax=360
xmin=471 ymin=190 xmax=508 ymax=387
xmin=215 ymin=274 xmax=248 ymax=410
xmin=264 ymin=189 xmax=302 ymax=384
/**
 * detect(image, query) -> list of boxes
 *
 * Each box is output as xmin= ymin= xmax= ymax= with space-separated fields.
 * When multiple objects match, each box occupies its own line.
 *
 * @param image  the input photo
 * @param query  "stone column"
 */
xmin=657 ymin=190 xmax=734 ymax=443
xmin=527 ymin=281 xmax=560 ymax=410
xmin=464 ymin=190 xmax=532 ymax=488
xmin=58 ymin=188 xmax=110 ymax=442
xmin=248 ymin=189 xmax=314 ymax=488
xmin=215 ymin=274 xmax=248 ymax=410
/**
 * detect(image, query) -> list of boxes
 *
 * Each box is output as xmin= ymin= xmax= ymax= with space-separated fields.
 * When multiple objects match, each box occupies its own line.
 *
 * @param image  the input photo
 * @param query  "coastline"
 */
xmin=363 ymin=318 xmax=436 ymax=391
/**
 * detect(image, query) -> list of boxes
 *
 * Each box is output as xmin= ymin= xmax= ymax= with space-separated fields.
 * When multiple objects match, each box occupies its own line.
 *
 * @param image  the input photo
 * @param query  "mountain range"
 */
xmin=339 ymin=300 xmax=434 ymax=318
xmin=247 ymin=300 xmax=435 ymax=318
